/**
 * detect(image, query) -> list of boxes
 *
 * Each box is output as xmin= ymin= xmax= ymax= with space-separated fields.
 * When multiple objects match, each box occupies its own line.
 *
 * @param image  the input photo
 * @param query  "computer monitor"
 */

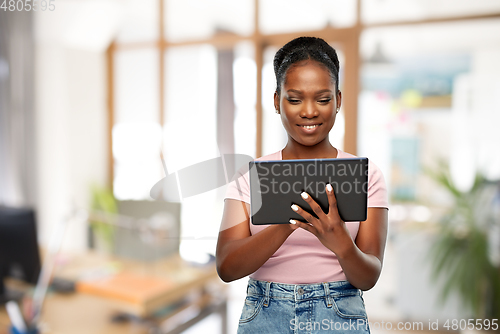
xmin=0 ymin=206 xmax=41 ymax=303
xmin=112 ymin=200 xmax=181 ymax=261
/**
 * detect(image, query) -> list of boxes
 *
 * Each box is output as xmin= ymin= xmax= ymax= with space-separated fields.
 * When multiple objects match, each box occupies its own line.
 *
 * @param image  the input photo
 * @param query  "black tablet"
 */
xmin=249 ymin=158 xmax=368 ymax=225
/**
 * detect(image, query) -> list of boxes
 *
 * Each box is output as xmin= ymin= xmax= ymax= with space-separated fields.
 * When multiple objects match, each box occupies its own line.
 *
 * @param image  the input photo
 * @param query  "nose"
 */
xmin=300 ymin=101 xmax=318 ymax=118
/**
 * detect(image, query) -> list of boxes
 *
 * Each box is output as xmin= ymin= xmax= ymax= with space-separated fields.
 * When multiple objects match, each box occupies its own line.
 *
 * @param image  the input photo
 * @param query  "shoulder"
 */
xmin=234 ymin=150 xmax=282 ymax=179
xmin=336 ymin=148 xmax=357 ymax=159
xmin=255 ymin=150 xmax=282 ymax=162
xmin=337 ymin=149 xmax=383 ymax=178
xmin=338 ymin=149 xmax=388 ymax=208
xmin=224 ymin=150 xmax=282 ymax=204
xmin=236 ymin=150 xmax=282 ymax=182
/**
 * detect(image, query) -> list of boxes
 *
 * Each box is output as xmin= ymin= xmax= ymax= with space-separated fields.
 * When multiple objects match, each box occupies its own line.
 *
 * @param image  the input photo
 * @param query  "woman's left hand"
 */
xmin=290 ymin=184 xmax=355 ymax=258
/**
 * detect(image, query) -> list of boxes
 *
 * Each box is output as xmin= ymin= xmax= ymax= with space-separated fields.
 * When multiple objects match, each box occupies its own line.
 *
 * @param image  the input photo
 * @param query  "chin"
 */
xmin=294 ymin=136 xmax=327 ymax=147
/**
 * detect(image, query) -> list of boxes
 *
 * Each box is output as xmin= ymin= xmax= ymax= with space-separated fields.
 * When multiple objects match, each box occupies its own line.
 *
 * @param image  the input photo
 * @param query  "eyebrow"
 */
xmin=286 ymin=89 xmax=333 ymax=94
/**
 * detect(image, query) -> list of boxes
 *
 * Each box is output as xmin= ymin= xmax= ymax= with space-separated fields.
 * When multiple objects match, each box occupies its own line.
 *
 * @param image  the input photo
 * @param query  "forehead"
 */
xmin=283 ymin=60 xmax=334 ymax=90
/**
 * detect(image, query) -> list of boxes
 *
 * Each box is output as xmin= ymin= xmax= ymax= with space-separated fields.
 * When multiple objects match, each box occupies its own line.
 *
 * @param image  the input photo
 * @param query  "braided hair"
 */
xmin=273 ymin=36 xmax=340 ymax=95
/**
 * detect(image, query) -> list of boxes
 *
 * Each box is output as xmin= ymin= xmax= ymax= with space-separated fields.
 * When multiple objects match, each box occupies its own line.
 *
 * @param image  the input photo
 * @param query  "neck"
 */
xmin=282 ymin=139 xmax=338 ymax=160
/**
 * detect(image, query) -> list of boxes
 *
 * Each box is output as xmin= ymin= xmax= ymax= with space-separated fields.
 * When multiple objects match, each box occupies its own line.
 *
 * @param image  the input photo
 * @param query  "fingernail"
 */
xmin=291 ymin=204 xmax=299 ymax=211
xmin=326 ymin=184 xmax=333 ymax=192
xmin=289 ymin=219 xmax=296 ymax=225
xmin=301 ymin=192 xmax=309 ymax=199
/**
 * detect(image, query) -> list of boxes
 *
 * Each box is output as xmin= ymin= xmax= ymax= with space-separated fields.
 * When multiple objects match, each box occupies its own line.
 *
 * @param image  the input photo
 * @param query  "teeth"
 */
xmin=302 ymin=125 xmax=318 ymax=129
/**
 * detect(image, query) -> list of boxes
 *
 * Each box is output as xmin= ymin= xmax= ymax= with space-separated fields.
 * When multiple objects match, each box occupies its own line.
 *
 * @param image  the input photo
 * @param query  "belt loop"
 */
xmin=263 ymin=281 xmax=271 ymax=307
xmin=322 ymin=282 xmax=332 ymax=308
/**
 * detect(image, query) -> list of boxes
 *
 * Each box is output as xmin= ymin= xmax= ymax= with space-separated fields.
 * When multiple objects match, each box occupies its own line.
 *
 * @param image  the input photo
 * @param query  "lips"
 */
xmin=297 ymin=123 xmax=322 ymax=133
xmin=301 ymin=124 xmax=319 ymax=129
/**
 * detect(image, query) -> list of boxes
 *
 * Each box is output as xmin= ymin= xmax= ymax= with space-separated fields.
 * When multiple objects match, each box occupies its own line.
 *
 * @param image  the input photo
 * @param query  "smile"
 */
xmin=297 ymin=123 xmax=322 ymax=134
xmin=301 ymin=125 xmax=319 ymax=129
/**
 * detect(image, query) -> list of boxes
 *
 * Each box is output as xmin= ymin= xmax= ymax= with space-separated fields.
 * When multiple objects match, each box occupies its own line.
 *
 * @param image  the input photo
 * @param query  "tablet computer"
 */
xmin=249 ymin=157 xmax=368 ymax=225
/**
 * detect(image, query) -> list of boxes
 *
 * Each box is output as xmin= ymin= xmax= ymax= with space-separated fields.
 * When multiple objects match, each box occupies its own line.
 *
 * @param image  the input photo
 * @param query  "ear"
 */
xmin=274 ymin=91 xmax=280 ymax=114
xmin=336 ymin=90 xmax=342 ymax=112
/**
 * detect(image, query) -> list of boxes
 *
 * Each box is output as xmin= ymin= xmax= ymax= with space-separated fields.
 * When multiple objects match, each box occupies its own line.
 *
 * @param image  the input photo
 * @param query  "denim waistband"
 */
xmin=246 ymin=278 xmax=362 ymax=307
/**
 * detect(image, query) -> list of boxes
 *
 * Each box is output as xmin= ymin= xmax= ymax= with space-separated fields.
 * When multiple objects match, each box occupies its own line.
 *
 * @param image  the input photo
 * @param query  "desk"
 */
xmin=0 ymin=252 xmax=227 ymax=334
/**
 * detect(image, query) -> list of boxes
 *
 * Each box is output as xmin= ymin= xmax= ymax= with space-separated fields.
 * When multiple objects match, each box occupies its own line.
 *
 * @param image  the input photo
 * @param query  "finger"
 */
xmin=326 ymin=183 xmax=339 ymax=215
xmin=300 ymin=192 xmax=327 ymax=220
xmin=288 ymin=219 xmax=300 ymax=230
xmin=291 ymin=203 xmax=318 ymax=226
xmin=289 ymin=219 xmax=317 ymax=235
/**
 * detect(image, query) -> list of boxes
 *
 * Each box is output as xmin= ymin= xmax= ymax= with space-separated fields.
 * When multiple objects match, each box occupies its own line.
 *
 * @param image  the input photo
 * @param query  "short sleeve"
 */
xmin=367 ymin=161 xmax=389 ymax=209
xmin=224 ymin=168 xmax=251 ymax=204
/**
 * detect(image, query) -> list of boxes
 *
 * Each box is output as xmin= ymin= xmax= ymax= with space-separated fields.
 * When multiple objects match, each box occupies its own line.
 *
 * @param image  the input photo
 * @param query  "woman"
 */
xmin=216 ymin=36 xmax=388 ymax=333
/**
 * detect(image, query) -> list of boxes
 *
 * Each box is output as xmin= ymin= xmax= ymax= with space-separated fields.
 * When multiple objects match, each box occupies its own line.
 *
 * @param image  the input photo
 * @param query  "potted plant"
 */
xmin=89 ymin=184 xmax=118 ymax=254
xmin=425 ymin=161 xmax=500 ymax=328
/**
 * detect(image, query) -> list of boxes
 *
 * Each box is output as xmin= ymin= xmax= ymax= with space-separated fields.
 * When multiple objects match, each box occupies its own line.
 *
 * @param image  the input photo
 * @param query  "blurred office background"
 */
xmin=1 ymin=0 xmax=500 ymax=333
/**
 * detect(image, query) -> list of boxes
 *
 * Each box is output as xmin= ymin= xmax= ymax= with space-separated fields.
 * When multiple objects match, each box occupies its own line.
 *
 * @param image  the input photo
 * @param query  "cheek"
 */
xmin=322 ymin=107 xmax=336 ymax=119
xmin=280 ymin=113 xmax=297 ymax=131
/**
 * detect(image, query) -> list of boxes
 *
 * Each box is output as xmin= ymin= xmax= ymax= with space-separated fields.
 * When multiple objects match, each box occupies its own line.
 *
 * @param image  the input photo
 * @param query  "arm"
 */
xmin=215 ymin=199 xmax=297 ymax=283
xmin=337 ymin=207 xmax=388 ymax=290
xmin=290 ymin=186 xmax=388 ymax=290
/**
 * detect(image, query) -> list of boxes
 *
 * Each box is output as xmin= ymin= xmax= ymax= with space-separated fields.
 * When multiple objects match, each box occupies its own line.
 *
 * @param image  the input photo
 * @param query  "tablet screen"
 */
xmin=249 ymin=158 xmax=368 ymax=225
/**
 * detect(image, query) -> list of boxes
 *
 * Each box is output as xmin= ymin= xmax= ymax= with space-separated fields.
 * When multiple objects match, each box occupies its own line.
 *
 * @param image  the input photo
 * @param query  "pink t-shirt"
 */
xmin=224 ymin=149 xmax=389 ymax=284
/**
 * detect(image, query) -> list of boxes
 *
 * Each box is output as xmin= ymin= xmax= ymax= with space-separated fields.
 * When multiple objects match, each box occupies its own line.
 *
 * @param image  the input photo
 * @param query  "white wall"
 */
xmin=471 ymin=48 xmax=500 ymax=181
xmin=34 ymin=3 xmax=116 ymax=251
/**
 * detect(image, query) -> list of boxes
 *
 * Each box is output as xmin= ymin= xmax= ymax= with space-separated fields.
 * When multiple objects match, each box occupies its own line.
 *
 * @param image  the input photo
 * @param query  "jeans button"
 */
xmin=297 ymin=288 xmax=304 ymax=295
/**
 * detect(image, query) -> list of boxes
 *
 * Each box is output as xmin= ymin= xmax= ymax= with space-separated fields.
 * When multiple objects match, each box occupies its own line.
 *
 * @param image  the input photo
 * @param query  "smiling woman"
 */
xmin=216 ymin=36 xmax=389 ymax=334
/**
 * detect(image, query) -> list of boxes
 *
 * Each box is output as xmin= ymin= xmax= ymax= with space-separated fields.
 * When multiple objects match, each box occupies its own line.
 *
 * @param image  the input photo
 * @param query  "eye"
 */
xmin=318 ymin=98 xmax=332 ymax=104
xmin=287 ymin=98 xmax=301 ymax=104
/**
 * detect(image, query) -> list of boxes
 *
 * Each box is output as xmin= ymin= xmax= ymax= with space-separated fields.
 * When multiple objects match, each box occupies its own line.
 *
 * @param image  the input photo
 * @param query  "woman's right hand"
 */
xmin=215 ymin=199 xmax=297 ymax=282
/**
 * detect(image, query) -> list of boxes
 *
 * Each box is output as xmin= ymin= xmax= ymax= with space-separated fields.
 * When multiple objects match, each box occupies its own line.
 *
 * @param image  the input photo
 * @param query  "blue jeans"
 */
xmin=237 ymin=278 xmax=371 ymax=334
